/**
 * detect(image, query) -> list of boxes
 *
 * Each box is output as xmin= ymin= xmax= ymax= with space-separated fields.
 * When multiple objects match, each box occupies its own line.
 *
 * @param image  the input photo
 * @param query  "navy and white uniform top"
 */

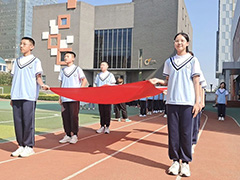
xmin=163 ymin=53 xmax=201 ymax=106
xmin=199 ymin=70 xmax=207 ymax=89
xmin=95 ymin=71 xmax=116 ymax=87
xmin=58 ymin=64 xmax=85 ymax=102
xmin=11 ymin=54 xmax=43 ymax=101
xmin=215 ymin=88 xmax=228 ymax=104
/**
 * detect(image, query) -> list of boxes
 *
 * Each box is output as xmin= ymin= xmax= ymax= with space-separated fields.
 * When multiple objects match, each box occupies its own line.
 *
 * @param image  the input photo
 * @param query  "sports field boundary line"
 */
xmin=0 ymin=114 xmax=163 ymax=165
xmin=0 ymin=114 xmax=60 ymax=124
xmin=227 ymin=115 xmax=240 ymax=127
xmin=63 ymin=124 xmax=168 ymax=180
xmin=175 ymin=113 xmax=208 ymax=180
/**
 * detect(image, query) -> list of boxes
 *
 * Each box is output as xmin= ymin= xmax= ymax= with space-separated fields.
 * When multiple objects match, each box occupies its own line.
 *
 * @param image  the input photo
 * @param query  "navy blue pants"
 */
xmin=98 ymin=104 xmax=111 ymax=127
xmin=192 ymin=112 xmax=201 ymax=145
xmin=12 ymin=100 xmax=36 ymax=147
xmin=217 ymin=104 xmax=226 ymax=117
xmin=153 ymin=100 xmax=159 ymax=111
xmin=140 ymin=101 xmax=146 ymax=115
xmin=167 ymin=104 xmax=193 ymax=162
xmin=61 ymin=101 xmax=80 ymax=136
xmin=147 ymin=99 xmax=153 ymax=111
xmin=115 ymin=103 xmax=128 ymax=119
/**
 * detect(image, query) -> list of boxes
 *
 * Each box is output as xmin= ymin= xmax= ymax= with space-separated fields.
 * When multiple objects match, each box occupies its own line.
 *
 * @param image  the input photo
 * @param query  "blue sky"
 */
xmin=58 ymin=0 xmax=219 ymax=89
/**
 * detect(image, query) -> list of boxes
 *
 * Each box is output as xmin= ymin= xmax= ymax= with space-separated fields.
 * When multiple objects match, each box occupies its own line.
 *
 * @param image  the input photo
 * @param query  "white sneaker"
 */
xmin=104 ymin=127 xmax=110 ymax=134
xmin=139 ymin=114 xmax=143 ymax=117
xmin=143 ymin=115 xmax=146 ymax=117
xmin=96 ymin=126 xmax=104 ymax=133
xmin=221 ymin=117 xmax=225 ymax=121
xmin=218 ymin=117 xmax=221 ymax=121
xmin=69 ymin=135 xmax=78 ymax=144
xmin=163 ymin=114 xmax=167 ymax=118
xmin=125 ymin=118 xmax=132 ymax=122
xmin=59 ymin=135 xmax=71 ymax=143
xmin=19 ymin=146 xmax=35 ymax=157
xmin=11 ymin=146 xmax=25 ymax=157
xmin=180 ymin=162 xmax=191 ymax=177
xmin=160 ymin=110 xmax=163 ymax=113
xmin=118 ymin=118 xmax=121 ymax=122
xmin=168 ymin=161 xmax=180 ymax=175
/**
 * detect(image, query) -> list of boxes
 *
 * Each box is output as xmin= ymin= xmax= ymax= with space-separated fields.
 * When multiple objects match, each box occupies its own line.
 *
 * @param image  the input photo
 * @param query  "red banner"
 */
xmin=50 ymin=81 xmax=167 ymax=104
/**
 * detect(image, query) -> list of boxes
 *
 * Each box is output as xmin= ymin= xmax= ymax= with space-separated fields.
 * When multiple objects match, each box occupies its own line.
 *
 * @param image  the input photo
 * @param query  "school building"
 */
xmin=32 ymin=0 xmax=192 ymax=86
xmin=216 ymin=0 xmax=240 ymax=100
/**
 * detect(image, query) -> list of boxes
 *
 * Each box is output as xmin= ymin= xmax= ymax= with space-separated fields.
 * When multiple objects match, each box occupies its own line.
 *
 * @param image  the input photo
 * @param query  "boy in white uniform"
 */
xmin=11 ymin=37 xmax=49 ymax=157
xmin=58 ymin=51 xmax=87 ymax=144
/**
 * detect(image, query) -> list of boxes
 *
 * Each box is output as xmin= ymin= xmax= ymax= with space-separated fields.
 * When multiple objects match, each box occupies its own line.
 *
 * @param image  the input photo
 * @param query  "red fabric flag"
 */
xmin=50 ymin=81 xmax=167 ymax=104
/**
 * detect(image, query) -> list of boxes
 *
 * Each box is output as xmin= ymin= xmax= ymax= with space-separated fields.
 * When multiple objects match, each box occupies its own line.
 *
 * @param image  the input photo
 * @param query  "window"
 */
xmin=48 ymin=34 xmax=61 ymax=49
xmin=58 ymin=14 xmax=70 ymax=29
xmin=94 ymin=28 xmax=132 ymax=68
xmin=61 ymin=18 xmax=67 ymax=25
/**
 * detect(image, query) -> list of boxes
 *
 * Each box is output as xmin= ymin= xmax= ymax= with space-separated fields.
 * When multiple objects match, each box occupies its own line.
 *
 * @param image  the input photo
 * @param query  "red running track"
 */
xmin=0 ymin=111 xmax=239 ymax=180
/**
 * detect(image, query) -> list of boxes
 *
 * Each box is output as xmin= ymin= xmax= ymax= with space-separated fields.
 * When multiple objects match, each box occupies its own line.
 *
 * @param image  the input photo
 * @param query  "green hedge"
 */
xmin=0 ymin=94 xmax=59 ymax=101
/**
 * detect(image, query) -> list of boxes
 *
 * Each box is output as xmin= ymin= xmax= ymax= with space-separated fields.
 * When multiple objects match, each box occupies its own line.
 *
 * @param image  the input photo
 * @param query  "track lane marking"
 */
xmin=0 ymin=115 xmax=164 ymax=165
xmin=63 ymin=125 xmax=168 ymax=180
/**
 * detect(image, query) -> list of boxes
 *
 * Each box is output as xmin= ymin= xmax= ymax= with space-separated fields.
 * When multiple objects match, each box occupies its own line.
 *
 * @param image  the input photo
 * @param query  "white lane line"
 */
xmin=176 ymin=113 xmax=208 ymax=180
xmin=0 ymin=114 xmax=60 ymax=124
xmin=227 ymin=115 xmax=240 ymax=127
xmin=63 ymin=125 xmax=168 ymax=180
xmin=0 ymin=115 xmax=164 ymax=165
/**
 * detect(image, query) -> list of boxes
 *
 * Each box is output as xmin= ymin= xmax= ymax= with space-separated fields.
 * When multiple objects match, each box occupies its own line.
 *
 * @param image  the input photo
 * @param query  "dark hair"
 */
xmin=188 ymin=51 xmax=194 ymax=56
xmin=100 ymin=61 xmax=109 ymax=66
xmin=117 ymin=77 xmax=124 ymax=84
xmin=219 ymin=82 xmax=226 ymax=89
xmin=21 ymin=37 xmax=35 ymax=46
xmin=174 ymin=32 xmax=190 ymax=52
xmin=64 ymin=51 xmax=76 ymax=58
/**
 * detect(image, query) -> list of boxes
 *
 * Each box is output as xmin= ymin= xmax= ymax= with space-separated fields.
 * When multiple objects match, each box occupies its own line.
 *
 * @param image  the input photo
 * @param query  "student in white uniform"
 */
xmin=58 ymin=51 xmax=87 ymax=144
xmin=215 ymin=82 xmax=228 ymax=121
xmin=150 ymin=32 xmax=201 ymax=177
xmin=95 ymin=61 xmax=116 ymax=134
xmin=10 ymin=37 xmax=49 ymax=157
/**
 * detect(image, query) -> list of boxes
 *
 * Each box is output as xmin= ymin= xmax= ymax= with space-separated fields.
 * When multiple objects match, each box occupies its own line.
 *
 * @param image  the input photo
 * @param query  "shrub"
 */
xmin=0 ymin=94 xmax=59 ymax=101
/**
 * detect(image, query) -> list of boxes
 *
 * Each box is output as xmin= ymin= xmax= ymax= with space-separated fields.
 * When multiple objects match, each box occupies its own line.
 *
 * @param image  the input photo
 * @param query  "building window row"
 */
xmin=94 ymin=28 xmax=132 ymax=69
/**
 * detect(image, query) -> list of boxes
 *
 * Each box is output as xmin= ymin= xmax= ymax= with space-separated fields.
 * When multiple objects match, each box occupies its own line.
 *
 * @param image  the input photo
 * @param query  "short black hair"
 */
xmin=64 ymin=51 xmax=76 ymax=58
xmin=100 ymin=61 xmax=109 ymax=65
xmin=21 ymin=37 xmax=35 ymax=46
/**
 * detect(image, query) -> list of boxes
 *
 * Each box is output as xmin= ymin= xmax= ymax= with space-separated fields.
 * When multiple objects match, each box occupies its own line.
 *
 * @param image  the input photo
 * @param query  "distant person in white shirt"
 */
xmin=215 ymin=82 xmax=228 ymax=121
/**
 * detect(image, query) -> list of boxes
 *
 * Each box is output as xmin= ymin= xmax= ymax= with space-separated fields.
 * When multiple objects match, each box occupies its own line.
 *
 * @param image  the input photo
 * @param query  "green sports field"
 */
xmin=0 ymin=100 xmax=139 ymax=143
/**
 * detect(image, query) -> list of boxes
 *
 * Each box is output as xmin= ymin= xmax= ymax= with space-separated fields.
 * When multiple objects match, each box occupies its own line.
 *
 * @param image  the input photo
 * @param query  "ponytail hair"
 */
xmin=174 ymin=32 xmax=190 ymax=53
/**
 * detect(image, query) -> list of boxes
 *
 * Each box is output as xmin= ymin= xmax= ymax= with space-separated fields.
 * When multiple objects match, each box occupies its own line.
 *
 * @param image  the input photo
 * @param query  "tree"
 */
xmin=0 ymin=72 xmax=12 ymax=85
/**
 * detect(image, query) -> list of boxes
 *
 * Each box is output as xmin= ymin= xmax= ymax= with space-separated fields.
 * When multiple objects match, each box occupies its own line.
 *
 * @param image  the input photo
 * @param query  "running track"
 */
xmin=0 ymin=110 xmax=239 ymax=180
